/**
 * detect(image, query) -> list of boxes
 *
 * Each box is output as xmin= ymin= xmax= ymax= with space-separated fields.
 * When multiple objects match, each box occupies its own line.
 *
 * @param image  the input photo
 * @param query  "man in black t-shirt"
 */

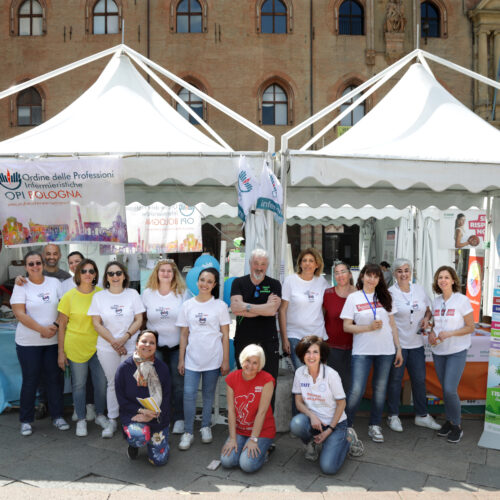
xmin=230 ymin=249 xmax=281 ymax=385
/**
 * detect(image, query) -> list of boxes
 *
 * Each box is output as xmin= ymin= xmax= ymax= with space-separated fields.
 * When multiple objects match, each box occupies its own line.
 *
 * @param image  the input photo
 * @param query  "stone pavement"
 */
xmin=0 ymin=409 xmax=499 ymax=499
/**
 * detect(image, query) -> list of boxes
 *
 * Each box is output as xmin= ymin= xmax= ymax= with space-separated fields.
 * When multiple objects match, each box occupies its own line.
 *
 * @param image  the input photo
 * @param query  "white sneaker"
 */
xmin=86 ymin=404 xmax=96 ymax=421
xmin=94 ymin=415 xmax=109 ymax=429
xmin=200 ymin=426 xmax=213 ymax=444
xmin=76 ymin=420 xmax=88 ymax=437
xmin=368 ymin=425 xmax=384 ymax=443
xmin=347 ymin=427 xmax=364 ymax=457
xmin=178 ymin=432 xmax=194 ymax=450
xmin=172 ymin=420 xmax=185 ymax=434
xmin=20 ymin=423 xmax=32 ymax=436
xmin=101 ymin=419 xmax=117 ymax=438
xmin=304 ymin=440 xmax=319 ymax=461
xmin=53 ymin=418 xmax=70 ymax=431
xmin=415 ymin=414 xmax=441 ymax=430
xmin=387 ymin=415 xmax=403 ymax=432
xmin=72 ymin=409 xmax=78 ymax=422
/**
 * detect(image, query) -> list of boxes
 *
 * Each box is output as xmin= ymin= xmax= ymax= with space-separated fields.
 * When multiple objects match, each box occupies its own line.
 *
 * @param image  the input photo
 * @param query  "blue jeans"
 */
xmin=220 ymin=434 xmax=273 ymax=473
xmin=183 ymin=368 xmax=220 ymax=434
xmin=69 ymin=352 xmax=107 ymax=420
xmin=289 ymin=337 xmax=304 ymax=371
xmin=123 ymin=422 xmax=169 ymax=466
xmin=159 ymin=347 xmax=184 ymax=423
xmin=387 ymin=346 xmax=428 ymax=417
xmin=432 ymin=349 xmax=467 ymax=426
xmin=346 ymin=354 xmax=394 ymax=426
xmin=16 ymin=344 xmax=64 ymax=423
xmin=290 ymin=413 xmax=349 ymax=475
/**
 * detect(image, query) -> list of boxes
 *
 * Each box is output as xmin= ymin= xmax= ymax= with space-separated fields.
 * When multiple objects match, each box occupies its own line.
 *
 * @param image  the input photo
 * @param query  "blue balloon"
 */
xmin=186 ymin=266 xmax=203 ymax=296
xmin=195 ymin=254 xmax=220 ymax=270
xmin=223 ymin=276 xmax=236 ymax=307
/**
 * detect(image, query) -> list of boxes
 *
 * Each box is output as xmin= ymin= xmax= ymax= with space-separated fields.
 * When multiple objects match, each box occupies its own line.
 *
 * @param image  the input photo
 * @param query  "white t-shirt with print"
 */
xmin=389 ymin=283 xmax=431 ymax=350
xmin=431 ymin=293 xmax=473 ymax=356
xmin=88 ymin=288 xmax=145 ymax=353
xmin=282 ymin=274 xmax=329 ymax=340
xmin=292 ymin=364 xmax=347 ymax=426
xmin=176 ymin=297 xmax=231 ymax=372
xmin=11 ymin=277 xmax=62 ymax=347
xmin=142 ymin=288 xmax=186 ymax=348
xmin=340 ymin=290 xmax=397 ymax=355
xmin=61 ymin=277 xmax=76 ymax=295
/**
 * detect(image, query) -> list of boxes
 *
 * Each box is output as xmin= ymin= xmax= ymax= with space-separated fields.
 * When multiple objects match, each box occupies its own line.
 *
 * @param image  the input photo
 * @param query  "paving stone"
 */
xmin=467 ymin=463 xmax=500 ymax=489
xmin=0 ymin=475 xmax=14 ymax=487
xmin=186 ymin=474 xmax=248 ymax=492
xmin=349 ymin=462 xmax=427 ymax=491
xmin=485 ymin=448 xmax=500 ymax=467
xmin=307 ymin=474 xmax=368 ymax=492
xmin=71 ymin=473 xmax=129 ymax=491
xmin=424 ymin=475 xmax=495 ymax=492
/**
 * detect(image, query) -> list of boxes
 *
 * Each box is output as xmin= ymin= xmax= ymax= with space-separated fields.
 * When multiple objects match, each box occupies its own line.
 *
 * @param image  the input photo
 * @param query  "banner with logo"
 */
xmin=466 ymin=254 xmax=484 ymax=322
xmin=126 ymin=202 xmax=202 ymax=254
xmin=0 ymin=157 xmax=126 ymax=246
xmin=478 ymin=269 xmax=500 ymax=451
xmin=439 ymin=209 xmax=486 ymax=250
xmin=256 ymin=160 xmax=283 ymax=223
xmin=237 ymin=156 xmax=259 ymax=222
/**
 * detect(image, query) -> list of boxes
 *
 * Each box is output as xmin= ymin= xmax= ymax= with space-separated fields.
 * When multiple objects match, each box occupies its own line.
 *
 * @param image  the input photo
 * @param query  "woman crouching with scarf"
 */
xmin=115 ymin=330 xmax=171 ymax=465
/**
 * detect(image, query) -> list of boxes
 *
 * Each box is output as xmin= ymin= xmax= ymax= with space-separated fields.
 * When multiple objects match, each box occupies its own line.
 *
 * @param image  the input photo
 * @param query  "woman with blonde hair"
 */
xmin=279 ymin=248 xmax=329 ymax=369
xmin=142 ymin=259 xmax=188 ymax=435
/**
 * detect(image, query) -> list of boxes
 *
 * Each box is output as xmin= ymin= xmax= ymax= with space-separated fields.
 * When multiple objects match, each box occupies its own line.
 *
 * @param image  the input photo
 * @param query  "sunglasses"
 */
xmin=27 ymin=261 xmax=42 ymax=267
xmin=254 ymin=285 xmax=261 ymax=298
xmin=81 ymin=269 xmax=96 ymax=275
xmin=107 ymin=270 xmax=123 ymax=277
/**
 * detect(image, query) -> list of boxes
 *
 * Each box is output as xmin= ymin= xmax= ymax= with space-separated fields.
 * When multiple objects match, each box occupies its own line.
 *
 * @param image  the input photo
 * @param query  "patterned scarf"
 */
xmin=132 ymin=352 xmax=162 ymax=408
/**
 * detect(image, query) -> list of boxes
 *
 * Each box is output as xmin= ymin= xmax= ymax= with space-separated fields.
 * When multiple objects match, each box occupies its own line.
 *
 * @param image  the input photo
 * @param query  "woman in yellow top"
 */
xmin=57 ymin=259 xmax=108 ymax=437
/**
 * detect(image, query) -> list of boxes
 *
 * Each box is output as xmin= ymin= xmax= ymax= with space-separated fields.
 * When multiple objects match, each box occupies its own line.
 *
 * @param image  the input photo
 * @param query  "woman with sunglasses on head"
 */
xmin=88 ymin=261 xmax=145 ymax=438
xmin=176 ymin=267 xmax=230 ymax=451
xmin=142 ymin=259 xmax=188 ymax=435
xmin=428 ymin=266 xmax=474 ymax=443
xmin=11 ymin=251 xmax=69 ymax=436
xmin=323 ymin=261 xmax=357 ymax=394
xmin=340 ymin=263 xmax=403 ymax=444
xmin=279 ymin=248 xmax=329 ymax=370
xmin=61 ymin=251 xmax=85 ymax=294
xmin=386 ymin=258 xmax=440 ymax=433
xmin=57 ymin=259 xmax=109 ymax=437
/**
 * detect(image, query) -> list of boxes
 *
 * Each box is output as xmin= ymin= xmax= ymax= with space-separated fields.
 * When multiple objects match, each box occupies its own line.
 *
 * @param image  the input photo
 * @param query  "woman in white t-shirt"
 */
xmin=279 ymin=248 xmax=329 ymax=370
xmin=88 ymin=261 xmax=145 ymax=438
xmin=10 ymin=251 xmax=69 ymax=436
xmin=340 ymin=263 xmax=403 ymax=444
xmin=386 ymin=258 xmax=440 ymax=433
xmin=429 ymin=266 xmax=474 ymax=444
xmin=176 ymin=267 xmax=230 ymax=451
xmin=290 ymin=336 xmax=364 ymax=474
xmin=142 ymin=259 xmax=188 ymax=435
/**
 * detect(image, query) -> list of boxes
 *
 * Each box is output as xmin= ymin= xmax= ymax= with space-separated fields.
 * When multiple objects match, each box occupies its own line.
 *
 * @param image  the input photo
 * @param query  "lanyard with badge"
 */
xmin=396 ymin=283 xmax=414 ymax=325
xmin=362 ymin=290 xmax=378 ymax=320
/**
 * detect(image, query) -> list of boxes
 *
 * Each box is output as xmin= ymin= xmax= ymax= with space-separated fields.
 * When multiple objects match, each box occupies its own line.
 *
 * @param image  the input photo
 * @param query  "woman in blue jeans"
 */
xmin=290 ymin=336 xmax=364 ymax=474
xmin=176 ymin=268 xmax=230 ymax=450
xmin=428 ymin=266 xmax=474 ymax=443
xmin=340 ymin=263 xmax=403 ymax=443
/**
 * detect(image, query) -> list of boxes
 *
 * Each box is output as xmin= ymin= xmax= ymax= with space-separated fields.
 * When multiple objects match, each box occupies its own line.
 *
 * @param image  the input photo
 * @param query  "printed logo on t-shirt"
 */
xmin=305 ymin=290 xmax=320 ymax=303
xmin=111 ymin=304 xmax=124 ymax=316
xmin=300 ymin=382 xmax=310 ymax=388
xmin=260 ymin=285 xmax=271 ymax=295
xmin=255 ymin=385 xmax=263 ymax=393
xmin=156 ymin=306 xmax=169 ymax=319
xmin=235 ymin=393 xmax=256 ymax=425
xmin=412 ymin=301 xmax=420 ymax=310
xmin=318 ymin=383 xmax=327 ymax=392
xmin=195 ymin=312 xmax=208 ymax=325
xmin=37 ymin=292 xmax=50 ymax=302
xmin=356 ymin=302 xmax=382 ymax=312
xmin=434 ymin=309 xmax=455 ymax=316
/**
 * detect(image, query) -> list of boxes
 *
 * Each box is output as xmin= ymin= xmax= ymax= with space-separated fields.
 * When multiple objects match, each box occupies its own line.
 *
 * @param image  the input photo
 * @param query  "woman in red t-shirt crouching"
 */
xmin=220 ymin=344 xmax=275 ymax=473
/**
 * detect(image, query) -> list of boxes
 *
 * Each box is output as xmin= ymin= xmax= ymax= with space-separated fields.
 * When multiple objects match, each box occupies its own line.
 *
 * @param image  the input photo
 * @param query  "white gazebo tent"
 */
xmin=0 ymin=44 xmax=278 ymax=276
xmin=280 ymin=48 xmax=500 ymax=304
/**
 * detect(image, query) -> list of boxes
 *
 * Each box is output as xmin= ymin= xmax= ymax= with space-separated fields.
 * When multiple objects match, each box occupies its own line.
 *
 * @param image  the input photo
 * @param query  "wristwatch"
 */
xmin=246 ymin=304 xmax=251 ymax=312
xmin=250 ymin=436 xmax=258 ymax=443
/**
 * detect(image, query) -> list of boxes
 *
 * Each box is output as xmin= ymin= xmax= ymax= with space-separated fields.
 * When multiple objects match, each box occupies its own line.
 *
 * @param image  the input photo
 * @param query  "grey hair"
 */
xmin=392 ymin=258 xmax=412 ymax=274
xmin=250 ymin=248 xmax=269 ymax=262
xmin=239 ymin=344 xmax=266 ymax=371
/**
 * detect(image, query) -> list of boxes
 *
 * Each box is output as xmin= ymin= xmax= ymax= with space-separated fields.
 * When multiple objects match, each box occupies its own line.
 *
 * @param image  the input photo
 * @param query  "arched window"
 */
xmin=93 ymin=0 xmax=119 ymax=34
xmin=177 ymin=0 xmax=202 ymax=33
xmin=340 ymin=85 xmax=365 ymax=126
xmin=177 ymin=87 xmax=205 ymax=124
xmin=18 ymin=0 xmax=43 ymax=36
xmin=261 ymin=0 xmax=287 ymax=34
xmin=17 ymin=87 xmax=42 ymax=126
xmin=262 ymin=84 xmax=288 ymax=125
xmin=338 ymin=0 xmax=364 ymax=35
xmin=421 ymin=1 xmax=440 ymax=38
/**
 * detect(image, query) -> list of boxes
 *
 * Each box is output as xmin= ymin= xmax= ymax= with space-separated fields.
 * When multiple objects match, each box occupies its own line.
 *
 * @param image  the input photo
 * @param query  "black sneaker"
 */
xmin=437 ymin=420 xmax=452 ymax=437
xmin=127 ymin=445 xmax=139 ymax=460
xmin=447 ymin=425 xmax=463 ymax=443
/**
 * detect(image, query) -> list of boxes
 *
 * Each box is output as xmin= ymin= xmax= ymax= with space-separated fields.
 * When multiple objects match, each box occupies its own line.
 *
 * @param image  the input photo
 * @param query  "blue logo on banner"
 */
xmin=494 ymin=289 xmax=500 ymax=297
xmin=493 ymin=305 xmax=500 ymax=314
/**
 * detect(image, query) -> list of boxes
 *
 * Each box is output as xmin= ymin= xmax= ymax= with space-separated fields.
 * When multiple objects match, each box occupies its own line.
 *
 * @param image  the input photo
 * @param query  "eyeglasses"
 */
xmin=334 ymin=270 xmax=348 ymax=276
xmin=81 ymin=269 xmax=96 ymax=275
xmin=254 ymin=285 xmax=261 ymax=298
xmin=27 ymin=261 xmax=42 ymax=267
xmin=107 ymin=270 xmax=123 ymax=277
